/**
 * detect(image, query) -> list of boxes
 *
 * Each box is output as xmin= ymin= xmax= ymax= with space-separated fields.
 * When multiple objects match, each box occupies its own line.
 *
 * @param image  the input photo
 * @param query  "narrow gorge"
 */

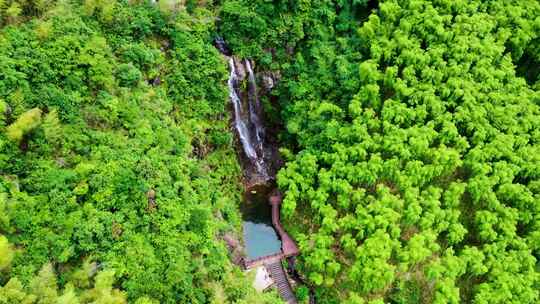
xmin=215 ymin=37 xmax=303 ymax=304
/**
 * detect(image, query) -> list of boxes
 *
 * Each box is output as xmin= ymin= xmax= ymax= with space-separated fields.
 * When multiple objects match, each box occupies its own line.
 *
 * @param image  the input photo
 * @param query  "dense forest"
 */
xmin=0 ymin=1 xmax=282 ymax=303
xmin=1 ymin=0 xmax=539 ymax=303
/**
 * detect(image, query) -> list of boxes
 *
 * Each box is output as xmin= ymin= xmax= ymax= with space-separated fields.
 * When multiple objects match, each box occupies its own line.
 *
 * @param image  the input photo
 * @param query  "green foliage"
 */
xmin=116 ymin=63 xmax=142 ymax=87
xmin=0 ymin=1 xmax=275 ymax=303
xmin=5 ymin=108 xmax=42 ymax=142
xmin=0 ymin=262 xmax=128 ymax=304
xmin=2 ymin=0 xmax=538 ymax=303
xmin=83 ymin=0 xmax=117 ymax=23
xmin=295 ymin=285 xmax=309 ymax=303
xmin=0 ymin=235 xmax=13 ymax=271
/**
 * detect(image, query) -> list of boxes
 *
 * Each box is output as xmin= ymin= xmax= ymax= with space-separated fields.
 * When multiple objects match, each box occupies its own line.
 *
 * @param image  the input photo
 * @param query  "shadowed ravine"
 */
xmin=214 ymin=37 xmax=307 ymax=304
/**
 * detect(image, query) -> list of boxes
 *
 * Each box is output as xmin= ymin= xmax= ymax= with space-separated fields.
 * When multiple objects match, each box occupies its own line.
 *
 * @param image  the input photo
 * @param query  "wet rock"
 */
xmin=259 ymin=71 xmax=281 ymax=92
xmin=261 ymin=74 xmax=274 ymax=91
xmin=213 ymin=36 xmax=232 ymax=56
xmin=222 ymin=232 xmax=246 ymax=267
xmin=233 ymin=57 xmax=247 ymax=81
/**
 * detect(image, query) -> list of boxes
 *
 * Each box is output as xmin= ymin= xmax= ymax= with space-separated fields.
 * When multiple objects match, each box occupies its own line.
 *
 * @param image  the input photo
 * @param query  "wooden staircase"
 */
xmin=267 ymin=261 xmax=297 ymax=304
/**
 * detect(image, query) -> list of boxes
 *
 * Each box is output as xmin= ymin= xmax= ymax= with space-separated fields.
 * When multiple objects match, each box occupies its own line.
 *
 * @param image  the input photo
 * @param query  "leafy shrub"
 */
xmin=117 ymin=63 xmax=142 ymax=87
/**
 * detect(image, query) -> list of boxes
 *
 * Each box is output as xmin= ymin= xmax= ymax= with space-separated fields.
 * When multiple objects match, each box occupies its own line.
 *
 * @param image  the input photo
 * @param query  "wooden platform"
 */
xmin=244 ymin=252 xmax=283 ymax=269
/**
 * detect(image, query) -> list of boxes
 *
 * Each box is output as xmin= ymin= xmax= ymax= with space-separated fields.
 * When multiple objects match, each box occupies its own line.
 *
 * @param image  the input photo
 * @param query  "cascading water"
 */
xmin=227 ymin=58 xmax=259 ymax=161
xmin=245 ymin=59 xmax=266 ymax=154
xmin=225 ymin=55 xmax=269 ymax=181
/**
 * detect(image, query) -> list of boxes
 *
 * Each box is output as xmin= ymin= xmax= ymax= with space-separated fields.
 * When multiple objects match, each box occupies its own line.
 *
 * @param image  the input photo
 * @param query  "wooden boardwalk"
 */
xmin=242 ymin=190 xmax=300 ymax=303
xmin=244 ymin=252 xmax=283 ymax=269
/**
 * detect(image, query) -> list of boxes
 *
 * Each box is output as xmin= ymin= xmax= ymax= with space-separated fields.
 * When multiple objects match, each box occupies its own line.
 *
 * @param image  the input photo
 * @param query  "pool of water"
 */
xmin=241 ymin=187 xmax=282 ymax=260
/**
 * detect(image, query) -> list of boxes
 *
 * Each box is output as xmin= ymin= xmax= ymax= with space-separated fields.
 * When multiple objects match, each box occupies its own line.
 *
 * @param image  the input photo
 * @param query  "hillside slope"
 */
xmin=0 ymin=1 xmax=282 ymax=303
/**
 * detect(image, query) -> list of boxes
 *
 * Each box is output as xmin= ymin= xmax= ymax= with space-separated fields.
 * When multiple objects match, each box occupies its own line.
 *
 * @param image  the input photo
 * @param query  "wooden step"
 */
xmin=266 ymin=261 xmax=297 ymax=304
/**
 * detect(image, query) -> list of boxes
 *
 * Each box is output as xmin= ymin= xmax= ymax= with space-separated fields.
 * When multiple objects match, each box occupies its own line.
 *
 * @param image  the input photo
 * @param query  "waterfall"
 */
xmin=226 ymin=57 xmax=268 ymax=179
xmin=245 ymin=59 xmax=265 ymax=154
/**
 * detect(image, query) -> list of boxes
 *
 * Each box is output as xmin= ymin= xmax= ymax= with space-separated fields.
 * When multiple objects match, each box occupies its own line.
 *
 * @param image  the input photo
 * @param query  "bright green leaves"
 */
xmin=349 ymin=231 xmax=397 ymax=293
xmin=0 ymin=235 xmax=13 ymax=271
xmin=77 ymin=36 xmax=115 ymax=92
xmin=0 ymin=263 xmax=128 ymax=304
xmin=358 ymin=60 xmax=381 ymax=84
xmin=28 ymin=263 xmax=59 ymax=303
xmin=309 ymin=272 xmax=323 ymax=286
xmin=3 ymin=2 xmax=22 ymax=24
xmin=83 ymin=0 xmax=117 ymax=23
xmin=460 ymin=247 xmax=488 ymax=276
xmin=355 ymin=84 xmax=381 ymax=109
xmin=41 ymin=109 xmax=62 ymax=149
xmin=85 ymin=270 xmax=127 ymax=303
xmin=301 ymin=232 xmax=338 ymax=287
xmin=116 ymin=63 xmax=142 ymax=88
xmin=0 ymin=2 xmax=259 ymax=303
xmin=471 ymin=239 xmax=539 ymax=304
xmin=278 ymin=151 xmax=319 ymax=218
xmin=379 ymin=1 xmax=401 ymax=23
xmin=219 ymin=0 xmax=268 ymax=58
xmin=399 ymin=230 xmax=439 ymax=267
xmin=268 ymin=0 xmax=540 ymax=302
xmin=119 ymin=43 xmax=164 ymax=83
xmin=5 ymin=108 xmax=42 ymax=143
xmin=73 ymin=181 xmax=89 ymax=196
xmin=0 ymin=277 xmax=35 ymax=304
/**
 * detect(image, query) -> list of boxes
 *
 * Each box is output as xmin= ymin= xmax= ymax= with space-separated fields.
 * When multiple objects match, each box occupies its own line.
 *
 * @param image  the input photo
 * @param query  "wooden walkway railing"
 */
xmin=244 ymin=252 xmax=284 ymax=269
xmin=270 ymin=192 xmax=300 ymax=257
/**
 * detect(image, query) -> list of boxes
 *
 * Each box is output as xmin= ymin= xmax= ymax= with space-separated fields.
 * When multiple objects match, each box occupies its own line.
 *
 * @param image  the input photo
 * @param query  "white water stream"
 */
xmin=226 ymin=57 xmax=268 ymax=178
